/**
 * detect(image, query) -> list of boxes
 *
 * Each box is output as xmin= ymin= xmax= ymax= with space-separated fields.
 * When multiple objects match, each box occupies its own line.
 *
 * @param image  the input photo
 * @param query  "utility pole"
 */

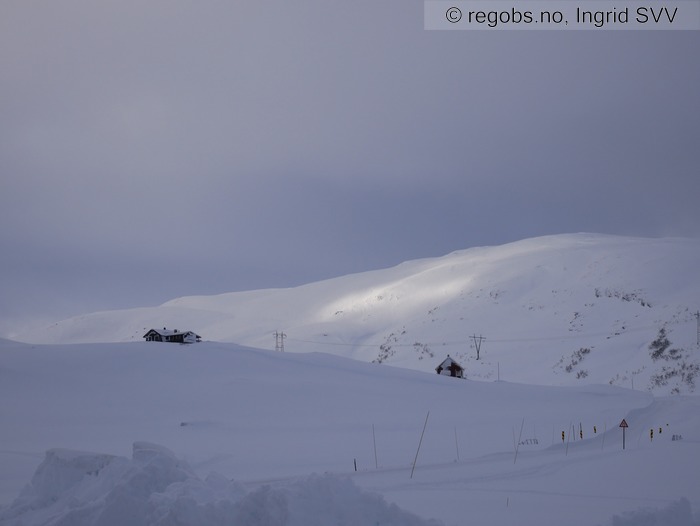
xmin=696 ymin=311 xmax=699 ymax=348
xmin=470 ymin=334 xmax=485 ymax=360
xmin=273 ymin=330 xmax=286 ymax=352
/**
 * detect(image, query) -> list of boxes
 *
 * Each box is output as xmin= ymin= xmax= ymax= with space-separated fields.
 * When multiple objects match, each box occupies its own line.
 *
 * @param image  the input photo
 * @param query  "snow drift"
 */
xmin=1 ymin=443 xmax=439 ymax=526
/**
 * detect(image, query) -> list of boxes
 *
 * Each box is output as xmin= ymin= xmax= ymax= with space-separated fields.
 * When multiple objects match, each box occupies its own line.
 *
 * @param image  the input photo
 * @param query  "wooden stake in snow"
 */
xmin=410 ymin=411 xmax=430 ymax=479
xmin=372 ymin=424 xmax=378 ymax=469
xmin=601 ymin=422 xmax=607 ymax=451
xmin=513 ymin=418 xmax=525 ymax=464
xmin=454 ymin=427 xmax=460 ymax=462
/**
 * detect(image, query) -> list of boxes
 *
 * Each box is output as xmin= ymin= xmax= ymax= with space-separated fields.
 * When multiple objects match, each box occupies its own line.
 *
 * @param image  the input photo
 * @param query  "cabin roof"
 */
xmin=436 ymin=355 xmax=463 ymax=370
xmin=143 ymin=328 xmax=200 ymax=338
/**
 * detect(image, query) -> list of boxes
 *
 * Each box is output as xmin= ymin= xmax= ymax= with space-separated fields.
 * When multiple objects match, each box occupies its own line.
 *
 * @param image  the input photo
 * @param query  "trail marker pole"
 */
xmin=514 ymin=418 xmax=524 ymax=464
xmin=410 ymin=411 xmax=430 ymax=479
xmin=620 ymin=419 xmax=628 ymax=450
xmin=372 ymin=424 xmax=378 ymax=469
xmin=454 ymin=427 xmax=460 ymax=462
xmin=601 ymin=422 xmax=607 ymax=451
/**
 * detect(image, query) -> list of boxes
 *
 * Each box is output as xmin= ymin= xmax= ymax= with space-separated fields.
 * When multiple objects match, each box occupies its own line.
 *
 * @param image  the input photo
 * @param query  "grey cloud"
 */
xmin=1 ymin=1 xmax=698 ymax=327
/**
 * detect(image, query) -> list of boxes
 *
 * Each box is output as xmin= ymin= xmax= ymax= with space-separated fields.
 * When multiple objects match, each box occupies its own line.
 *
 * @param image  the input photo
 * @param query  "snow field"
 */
xmin=1 ymin=339 xmax=698 ymax=525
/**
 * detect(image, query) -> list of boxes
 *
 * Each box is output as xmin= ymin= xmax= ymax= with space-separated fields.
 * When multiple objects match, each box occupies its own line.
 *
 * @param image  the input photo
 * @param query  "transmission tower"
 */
xmin=470 ymin=334 xmax=486 ymax=360
xmin=273 ymin=330 xmax=287 ymax=352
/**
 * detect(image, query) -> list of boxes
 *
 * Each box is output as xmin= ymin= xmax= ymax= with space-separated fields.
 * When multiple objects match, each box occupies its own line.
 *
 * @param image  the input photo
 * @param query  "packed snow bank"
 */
xmin=608 ymin=498 xmax=700 ymax=526
xmin=0 ymin=442 xmax=441 ymax=526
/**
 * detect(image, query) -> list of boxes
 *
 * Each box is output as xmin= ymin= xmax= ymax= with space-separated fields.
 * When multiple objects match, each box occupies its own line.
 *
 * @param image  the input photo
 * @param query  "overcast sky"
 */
xmin=1 ymin=1 xmax=699 ymax=332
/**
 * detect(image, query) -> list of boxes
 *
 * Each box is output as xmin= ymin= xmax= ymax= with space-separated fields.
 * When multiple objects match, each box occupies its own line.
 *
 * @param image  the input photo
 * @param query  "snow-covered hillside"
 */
xmin=1 ymin=339 xmax=698 ymax=525
xmin=3 ymin=234 xmax=698 ymax=525
xmin=13 ymin=233 xmax=700 ymax=394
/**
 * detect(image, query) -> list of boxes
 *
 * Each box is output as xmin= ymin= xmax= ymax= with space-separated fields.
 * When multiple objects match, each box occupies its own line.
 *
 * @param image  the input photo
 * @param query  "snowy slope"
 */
xmin=12 ymin=233 xmax=700 ymax=394
xmin=1 ymin=339 xmax=698 ymax=526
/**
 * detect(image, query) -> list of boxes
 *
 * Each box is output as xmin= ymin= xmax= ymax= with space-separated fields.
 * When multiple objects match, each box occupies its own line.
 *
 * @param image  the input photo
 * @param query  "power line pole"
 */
xmin=696 ymin=311 xmax=699 ymax=348
xmin=470 ymin=334 xmax=485 ymax=360
xmin=273 ymin=330 xmax=286 ymax=352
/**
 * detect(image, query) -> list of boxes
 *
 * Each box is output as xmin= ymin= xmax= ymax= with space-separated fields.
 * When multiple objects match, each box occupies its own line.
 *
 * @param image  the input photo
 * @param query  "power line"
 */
xmin=286 ymin=337 xmax=388 ymax=347
xmin=285 ymin=322 xmax=665 ymax=349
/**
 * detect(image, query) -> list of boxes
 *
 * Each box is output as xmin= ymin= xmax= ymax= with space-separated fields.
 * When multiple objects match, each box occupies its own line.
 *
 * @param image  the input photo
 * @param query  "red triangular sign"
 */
xmin=619 ymin=419 xmax=628 ymax=428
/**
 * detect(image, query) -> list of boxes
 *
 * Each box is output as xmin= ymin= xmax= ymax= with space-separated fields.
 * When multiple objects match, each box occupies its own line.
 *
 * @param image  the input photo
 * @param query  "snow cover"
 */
xmin=1 ymin=339 xmax=698 ymax=525
xmin=2 ymin=442 xmax=435 ymax=526
xmin=1 ymin=234 xmax=699 ymax=525
xmin=13 ymin=233 xmax=700 ymax=395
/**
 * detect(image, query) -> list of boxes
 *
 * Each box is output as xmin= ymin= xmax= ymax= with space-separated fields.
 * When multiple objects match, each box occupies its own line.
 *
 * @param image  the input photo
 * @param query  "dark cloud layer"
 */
xmin=1 ymin=1 xmax=699 ymax=331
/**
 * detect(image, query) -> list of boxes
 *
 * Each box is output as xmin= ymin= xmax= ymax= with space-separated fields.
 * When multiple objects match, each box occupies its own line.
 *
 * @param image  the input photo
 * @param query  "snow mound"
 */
xmin=608 ymin=498 xmax=700 ymax=526
xmin=0 ymin=443 xmax=441 ymax=526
